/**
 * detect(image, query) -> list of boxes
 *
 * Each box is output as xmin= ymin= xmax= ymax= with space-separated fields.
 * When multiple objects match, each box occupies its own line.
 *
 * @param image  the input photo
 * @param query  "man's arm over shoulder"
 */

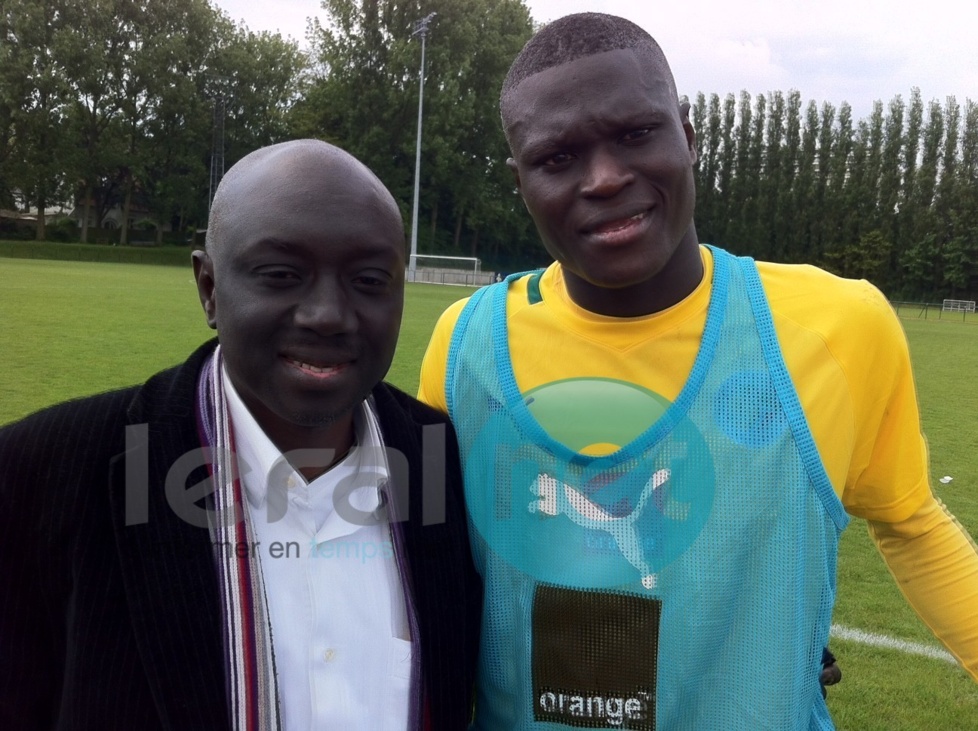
xmin=417 ymin=297 xmax=470 ymax=414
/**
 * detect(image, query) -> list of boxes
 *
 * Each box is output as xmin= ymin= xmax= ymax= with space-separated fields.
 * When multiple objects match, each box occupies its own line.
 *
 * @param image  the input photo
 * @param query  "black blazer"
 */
xmin=0 ymin=340 xmax=482 ymax=730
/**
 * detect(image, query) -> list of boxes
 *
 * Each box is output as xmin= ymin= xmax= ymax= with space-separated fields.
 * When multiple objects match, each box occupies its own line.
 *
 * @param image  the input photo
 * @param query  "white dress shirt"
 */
xmin=223 ymin=368 xmax=411 ymax=731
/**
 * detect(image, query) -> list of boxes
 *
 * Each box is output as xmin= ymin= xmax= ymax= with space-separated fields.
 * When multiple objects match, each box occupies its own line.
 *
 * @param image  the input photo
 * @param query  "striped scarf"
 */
xmin=196 ymin=346 xmax=281 ymax=731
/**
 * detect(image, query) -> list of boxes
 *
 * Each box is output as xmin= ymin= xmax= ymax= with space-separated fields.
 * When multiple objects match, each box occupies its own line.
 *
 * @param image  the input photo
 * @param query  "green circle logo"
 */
xmin=464 ymin=378 xmax=715 ymax=590
xmin=524 ymin=378 xmax=671 ymax=455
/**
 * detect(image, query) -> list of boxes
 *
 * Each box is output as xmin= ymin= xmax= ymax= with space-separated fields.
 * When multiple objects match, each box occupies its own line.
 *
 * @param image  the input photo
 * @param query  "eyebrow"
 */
xmin=246 ymin=236 xmax=403 ymax=263
xmin=520 ymin=138 xmax=564 ymax=160
xmin=261 ymin=238 xmax=295 ymax=252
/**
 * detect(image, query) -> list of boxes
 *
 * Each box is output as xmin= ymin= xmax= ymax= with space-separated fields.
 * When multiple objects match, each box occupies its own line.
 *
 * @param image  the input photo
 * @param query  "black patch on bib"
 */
xmin=532 ymin=585 xmax=660 ymax=729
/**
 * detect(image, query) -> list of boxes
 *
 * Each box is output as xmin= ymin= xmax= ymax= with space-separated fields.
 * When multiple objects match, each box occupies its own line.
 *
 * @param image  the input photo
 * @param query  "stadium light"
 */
xmin=408 ymin=12 xmax=436 ymax=280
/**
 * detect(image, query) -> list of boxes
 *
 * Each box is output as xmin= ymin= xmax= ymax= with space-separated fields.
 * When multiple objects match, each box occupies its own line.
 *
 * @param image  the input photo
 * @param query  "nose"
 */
xmin=293 ymin=278 xmax=356 ymax=335
xmin=580 ymin=147 xmax=634 ymax=198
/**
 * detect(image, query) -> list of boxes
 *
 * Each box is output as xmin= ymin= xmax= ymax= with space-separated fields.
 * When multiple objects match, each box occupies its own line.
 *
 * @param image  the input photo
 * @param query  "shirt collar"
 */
xmin=221 ymin=366 xmax=386 ymax=516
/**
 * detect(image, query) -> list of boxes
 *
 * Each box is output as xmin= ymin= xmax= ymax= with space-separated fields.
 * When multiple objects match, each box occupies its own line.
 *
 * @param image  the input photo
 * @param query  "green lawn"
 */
xmin=827 ymin=317 xmax=978 ymax=729
xmin=2 ymin=257 xmax=976 ymax=727
xmin=0 ymin=257 xmax=472 ymax=423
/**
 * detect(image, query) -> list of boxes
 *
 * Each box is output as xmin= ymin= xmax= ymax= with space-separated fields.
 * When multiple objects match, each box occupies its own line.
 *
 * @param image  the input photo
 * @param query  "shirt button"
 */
xmin=323 ymin=648 xmax=336 ymax=662
xmin=286 ymin=475 xmax=298 ymax=490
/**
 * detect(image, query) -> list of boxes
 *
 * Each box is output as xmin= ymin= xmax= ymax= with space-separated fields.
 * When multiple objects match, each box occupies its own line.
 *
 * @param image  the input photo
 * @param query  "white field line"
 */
xmin=831 ymin=624 xmax=959 ymax=665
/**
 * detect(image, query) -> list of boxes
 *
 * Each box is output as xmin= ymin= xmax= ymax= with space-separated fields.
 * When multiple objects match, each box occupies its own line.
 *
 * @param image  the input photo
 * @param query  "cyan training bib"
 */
xmin=446 ymin=247 xmax=847 ymax=730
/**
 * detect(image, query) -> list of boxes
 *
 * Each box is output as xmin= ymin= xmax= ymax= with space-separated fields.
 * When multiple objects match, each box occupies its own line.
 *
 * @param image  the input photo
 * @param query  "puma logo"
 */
xmin=529 ymin=469 xmax=671 ymax=589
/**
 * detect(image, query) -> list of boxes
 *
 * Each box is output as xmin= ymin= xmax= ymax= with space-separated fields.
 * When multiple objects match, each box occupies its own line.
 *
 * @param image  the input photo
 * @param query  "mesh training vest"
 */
xmin=446 ymin=247 xmax=848 ymax=730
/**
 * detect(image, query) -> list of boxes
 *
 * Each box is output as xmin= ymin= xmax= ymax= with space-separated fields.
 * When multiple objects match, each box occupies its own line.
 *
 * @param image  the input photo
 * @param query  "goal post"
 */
xmin=407 ymin=254 xmax=495 ymax=286
xmin=942 ymin=299 xmax=976 ymax=313
xmin=941 ymin=298 xmax=976 ymax=321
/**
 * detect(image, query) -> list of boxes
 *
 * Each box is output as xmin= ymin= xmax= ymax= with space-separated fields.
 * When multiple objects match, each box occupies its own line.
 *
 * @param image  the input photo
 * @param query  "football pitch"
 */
xmin=2 ymin=257 xmax=976 ymax=727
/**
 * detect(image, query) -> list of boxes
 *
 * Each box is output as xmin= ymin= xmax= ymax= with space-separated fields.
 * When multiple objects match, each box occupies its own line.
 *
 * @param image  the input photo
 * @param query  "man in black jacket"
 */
xmin=0 ymin=140 xmax=481 ymax=730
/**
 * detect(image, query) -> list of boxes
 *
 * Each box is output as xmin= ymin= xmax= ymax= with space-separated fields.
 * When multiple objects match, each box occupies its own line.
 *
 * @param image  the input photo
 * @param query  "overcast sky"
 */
xmin=215 ymin=0 xmax=977 ymax=122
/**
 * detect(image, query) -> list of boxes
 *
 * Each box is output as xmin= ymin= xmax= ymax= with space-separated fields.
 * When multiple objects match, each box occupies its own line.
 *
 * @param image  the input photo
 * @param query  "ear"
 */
xmin=192 ymin=250 xmax=218 ymax=330
xmin=506 ymin=157 xmax=522 ymax=194
xmin=679 ymin=101 xmax=697 ymax=165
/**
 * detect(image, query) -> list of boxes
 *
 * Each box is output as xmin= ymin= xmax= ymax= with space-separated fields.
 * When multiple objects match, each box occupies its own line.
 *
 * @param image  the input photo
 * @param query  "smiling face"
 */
xmin=504 ymin=47 xmax=702 ymax=316
xmin=193 ymin=143 xmax=405 ymax=454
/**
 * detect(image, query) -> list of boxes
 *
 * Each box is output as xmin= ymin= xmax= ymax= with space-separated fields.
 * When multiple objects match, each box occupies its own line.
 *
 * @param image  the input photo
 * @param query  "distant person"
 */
xmin=0 ymin=139 xmax=481 ymax=730
xmin=418 ymin=13 xmax=978 ymax=729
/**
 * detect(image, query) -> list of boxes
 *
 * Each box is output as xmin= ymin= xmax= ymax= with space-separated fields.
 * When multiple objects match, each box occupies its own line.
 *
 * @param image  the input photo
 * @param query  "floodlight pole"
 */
xmin=208 ymin=95 xmax=225 ymax=213
xmin=205 ymin=74 xmax=231 ymax=216
xmin=409 ymin=12 xmax=436 ymax=279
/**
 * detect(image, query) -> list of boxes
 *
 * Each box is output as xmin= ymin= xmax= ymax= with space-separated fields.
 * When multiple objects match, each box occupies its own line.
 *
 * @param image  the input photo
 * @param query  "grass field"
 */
xmin=0 ymin=257 xmax=470 ymax=422
xmin=2 ymin=257 xmax=976 ymax=727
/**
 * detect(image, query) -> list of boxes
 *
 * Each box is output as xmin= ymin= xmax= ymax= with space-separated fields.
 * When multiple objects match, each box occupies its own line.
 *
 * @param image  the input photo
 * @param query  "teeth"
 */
xmin=290 ymin=359 xmax=336 ymax=373
xmin=597 ymin=212 xmax=645 ymax=233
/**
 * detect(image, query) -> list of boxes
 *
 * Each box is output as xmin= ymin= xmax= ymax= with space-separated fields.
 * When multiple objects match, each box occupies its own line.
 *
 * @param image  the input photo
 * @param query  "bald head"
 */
xmin=205 ymin=139 xmax=403 ymax=262
xmin=192 ymin=138 xmax=406 ymax=456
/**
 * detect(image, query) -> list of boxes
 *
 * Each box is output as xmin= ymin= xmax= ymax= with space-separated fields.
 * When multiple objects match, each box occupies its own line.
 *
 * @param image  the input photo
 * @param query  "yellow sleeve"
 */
xmin=417 ymin=298 xmax=469 ymax=414
xmin=759 ymin=263 xmax=932 ymax=515
xmin=839 ymin=286 xmax=932 ymax=522
xmin=868 ymin=496 xmax=978 ymax=681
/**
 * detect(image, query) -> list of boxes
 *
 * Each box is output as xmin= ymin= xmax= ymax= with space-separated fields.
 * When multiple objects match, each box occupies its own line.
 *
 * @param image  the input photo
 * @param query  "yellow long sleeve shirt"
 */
xmin=418 ymin=246 xmax=978 ymax=681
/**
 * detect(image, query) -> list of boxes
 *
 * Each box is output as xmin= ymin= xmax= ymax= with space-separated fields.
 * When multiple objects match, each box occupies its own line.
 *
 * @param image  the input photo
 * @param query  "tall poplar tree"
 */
xmin=713 ymin=93 xmax=737 ymax=245
xmin=774 ymin=90 xmax=802 ymax=261
xmin=878 ymin=95 xmax=905 ymax=272
xmin=757 ymin=91 xmax=785 ymax=259
xmin=741 ymin=93 xmax=767 ymax=257
xmin=902 ymin=99 xmax=945 ymax=294
xmin=862 ymin=101 xmax=886 ymax=230
xmin=723 ymin=90 xmax=754 ymax=253
xmin=811 ymin=102 xmax=836 ymax=260
xmin=943 ymin=100 xmax=978 ymax=296
xmin=697 ymin=93 xmax=723 ymax=242
xmin=791 ymin=100 xmax=819 ymax=262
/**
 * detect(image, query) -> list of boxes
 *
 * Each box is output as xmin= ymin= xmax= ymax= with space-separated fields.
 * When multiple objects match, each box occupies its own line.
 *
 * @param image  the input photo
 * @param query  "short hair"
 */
xmin=500 ymin=12 xmax=671 ymax=111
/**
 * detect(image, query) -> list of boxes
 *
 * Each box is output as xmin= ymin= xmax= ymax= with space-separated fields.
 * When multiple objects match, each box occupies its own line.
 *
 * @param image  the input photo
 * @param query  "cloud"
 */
xmin=214 ymin=0 xmax=978 ymax=123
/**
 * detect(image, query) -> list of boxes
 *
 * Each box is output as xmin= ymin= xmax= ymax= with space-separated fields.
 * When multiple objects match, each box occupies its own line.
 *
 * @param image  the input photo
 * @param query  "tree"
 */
xmin=820 ymin=101 xmax=853 ymax=267
xmin=59 ymin=0 xmax=134 ymax=242
xmin=913 ymin=99 xmax=944 ymax=233
xmin=877 ymin=95 xmax=905 ymax=284
xmin=757 ymin=91 xmax=786 ymax=259
xmin=862 ymin=100 xmax=885 ymax=230
xmin=691 ymin=93 xmax=722 ymax=242
xmin=935 ymin=98 xmax=978 ymax=298
xmin=826 ymin=229 xmax=892 ymax=281
xmin=953 ymin=100 xmax=978 ymax=293
xmin=791 ymin=100 xmax=819 ymax=262
xmin=1 ymin=0 xmax=74 ymax=239
xmin=139 ymin=2 xmax=216 ymax=241
xmin=712 ymin=93 xmax=737 ymax=246
xmin=300 ymin=0 xmax=534 ymax=269
xmin=0 ymin=5 xmax=17 ymax=208
xmin=0 ymin=0 xmax=308 ymax=243
xmin=209 ymin=16 xmax=308 ymax=169
xmin=107 ymin=0 xmax=222 ymax=244
xmin=773 ymin=90 xmax=802 ymax=261
xmin=810 ymin=101 xmax=835 ymax=260
xmin=934 ymin=96 xmax=960 ymax=242
xmin=723 ymin=90 xmax=755 ymax=253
